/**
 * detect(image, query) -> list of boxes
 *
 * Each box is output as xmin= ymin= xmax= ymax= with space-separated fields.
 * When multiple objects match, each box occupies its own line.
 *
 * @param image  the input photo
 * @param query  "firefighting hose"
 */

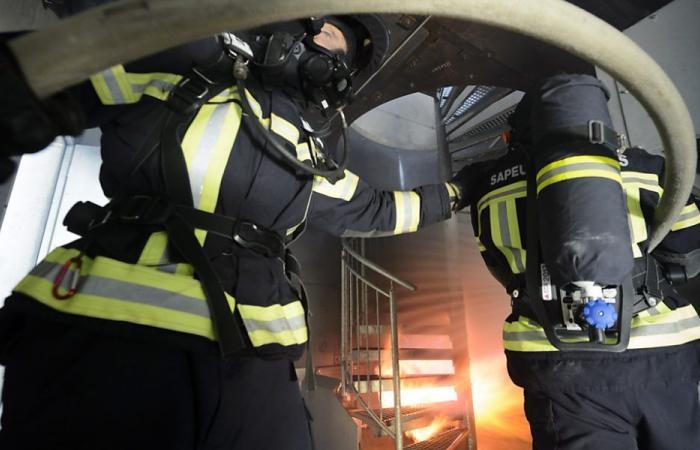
xmin=6 ymin=0 xmax=696 ymax=252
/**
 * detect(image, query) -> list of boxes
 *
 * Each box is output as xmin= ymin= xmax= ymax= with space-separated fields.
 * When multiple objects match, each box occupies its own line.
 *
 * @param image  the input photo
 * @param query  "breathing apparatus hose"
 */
xmin=233 ymin=57 xmax=348 ymax=181
xmin=7 ymin=0 xmax=696 ymax=249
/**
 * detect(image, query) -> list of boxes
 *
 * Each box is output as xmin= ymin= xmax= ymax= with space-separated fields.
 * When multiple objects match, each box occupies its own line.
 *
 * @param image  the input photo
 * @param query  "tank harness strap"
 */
xmin=538 ymin=120 xmax=624 ymax=152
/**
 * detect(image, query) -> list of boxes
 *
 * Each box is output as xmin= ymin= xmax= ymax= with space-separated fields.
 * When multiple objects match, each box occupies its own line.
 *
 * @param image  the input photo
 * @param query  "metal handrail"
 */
xmin=342 ymin=242 xmax=417 ymax=292
xmin=340 ymin=238 xmax=416 ymax=450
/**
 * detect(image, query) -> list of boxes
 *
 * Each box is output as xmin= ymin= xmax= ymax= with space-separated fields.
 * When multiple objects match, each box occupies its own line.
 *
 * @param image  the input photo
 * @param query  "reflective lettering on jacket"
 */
xmin=503 ymin=303 xmax=700 ymax=352
xmin=14 ymin=247 xmax=308 ymax=348
xmin=490 ymin=165 xmax=526 ymax=185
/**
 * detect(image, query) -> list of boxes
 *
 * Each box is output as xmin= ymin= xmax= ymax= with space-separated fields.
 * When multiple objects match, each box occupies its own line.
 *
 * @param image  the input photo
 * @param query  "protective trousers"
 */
xmin=0 ymin=317 xmax=313 ymax=450
xmin=524 ymin=381 xmax=700 ymax=450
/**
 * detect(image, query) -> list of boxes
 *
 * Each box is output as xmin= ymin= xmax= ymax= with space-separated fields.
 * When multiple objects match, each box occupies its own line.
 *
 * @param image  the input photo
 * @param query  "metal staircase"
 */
xmin=340 ymin=239 xmax=470 ymax=450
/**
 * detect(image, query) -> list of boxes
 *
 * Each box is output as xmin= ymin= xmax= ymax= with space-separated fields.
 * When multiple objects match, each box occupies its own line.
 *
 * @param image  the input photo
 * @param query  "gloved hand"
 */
xmin=450 ymin=162 xmax=481 ymax=211
xmin=0 ymin=37 xmax=85 ymax=182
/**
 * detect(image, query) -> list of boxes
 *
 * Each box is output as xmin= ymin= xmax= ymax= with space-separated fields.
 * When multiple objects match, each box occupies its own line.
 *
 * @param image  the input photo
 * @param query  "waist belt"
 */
xmin=65 ymin=196 xmax=286 ymax=260
xmin=63 ymin=195 xmax=290 ymax=357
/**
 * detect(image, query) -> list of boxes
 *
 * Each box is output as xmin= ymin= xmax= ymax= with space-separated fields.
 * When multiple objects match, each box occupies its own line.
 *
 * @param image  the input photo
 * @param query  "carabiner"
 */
xmin=52 ymin=256 xmax=82 ymax=300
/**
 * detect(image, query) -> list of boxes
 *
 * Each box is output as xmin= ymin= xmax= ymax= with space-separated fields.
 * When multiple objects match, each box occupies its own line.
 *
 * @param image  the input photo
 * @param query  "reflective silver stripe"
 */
xmin=157 ymin=263 xmax=179 ymax=274
xmin=537 ymin=162 xmax=620 ymax=186
xmin=242 ymin=314 xmax=306 ymax=334
xmin=477 ymin=184 xmax=527 ymax=212
xmin=102 ymin=68 xmax=125 ymax=104
xmin=498 ymin=201 xmax=525 ymax=273
xmin=393 ymin=191 xmax=419 ymax=234
xmin=190 ymin=104 xmax=231 ymax=207
xmin=504 ymin=315 xmax=700 ymax=343
xmin=503 ymin=330 xmax=547 ymax=342
xmin=677 ymin=208 xmax=700 ymax=222
xmin=33 ymin=261 xmax=210 ymax=317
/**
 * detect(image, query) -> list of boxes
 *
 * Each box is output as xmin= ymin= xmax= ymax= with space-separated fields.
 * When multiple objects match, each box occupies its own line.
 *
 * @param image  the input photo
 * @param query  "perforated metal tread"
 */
xmin=404 ymin=427 xmax=468 ymax=450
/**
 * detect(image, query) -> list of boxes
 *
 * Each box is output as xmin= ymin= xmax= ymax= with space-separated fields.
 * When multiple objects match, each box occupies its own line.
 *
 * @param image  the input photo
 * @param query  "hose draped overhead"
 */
xmin=8 ymin=0 xmax=696 ymax=249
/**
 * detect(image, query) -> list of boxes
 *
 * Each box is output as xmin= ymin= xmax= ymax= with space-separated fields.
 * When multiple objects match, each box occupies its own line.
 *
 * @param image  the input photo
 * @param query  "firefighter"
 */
xmin=451 ymin=74 xmax=700 ymax=449
xmin=0 ymin=14 xmax=457 ymax=450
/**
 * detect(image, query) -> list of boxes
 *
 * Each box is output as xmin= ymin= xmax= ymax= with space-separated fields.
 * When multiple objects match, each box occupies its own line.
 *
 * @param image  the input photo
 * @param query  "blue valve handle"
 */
xmin=583 ymin=299 xmax=618 ymax=330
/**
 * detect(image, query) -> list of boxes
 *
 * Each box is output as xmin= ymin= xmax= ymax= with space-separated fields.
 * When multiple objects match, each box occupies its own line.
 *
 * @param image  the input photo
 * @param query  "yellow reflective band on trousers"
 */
xmin=393 ymin=191 xmax=421 ymax=234
xmin=503 ymin=302 xmax=700 ymax=352
xmin=477 ymin=181 xmax=527 ymax=273
xmin=312 ymin=170 xmax=360 ymax=201
xmin=536 ymin=155 xmax=622 ymax=194
xmin=13 ymin=247 xmax=308 ymax=348
xmin=90 ymin=65 xmax=182 ymax=105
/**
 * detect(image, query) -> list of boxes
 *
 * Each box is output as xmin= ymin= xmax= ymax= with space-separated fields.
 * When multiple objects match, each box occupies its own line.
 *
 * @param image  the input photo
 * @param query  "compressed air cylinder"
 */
xmin=530 ymin=74 xmax=634 ymax=286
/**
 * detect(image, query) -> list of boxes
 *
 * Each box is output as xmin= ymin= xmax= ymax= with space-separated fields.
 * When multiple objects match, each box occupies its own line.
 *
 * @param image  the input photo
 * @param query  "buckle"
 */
xmin=232 ymin=221 xmax=284 ymax=259
xmin=587 ymin=120 xmax=619 ymax=150
xmin=117 ymin=195 xmax=173 ymax=225
xmin=167 ymin=73 xmax=212 ymax=115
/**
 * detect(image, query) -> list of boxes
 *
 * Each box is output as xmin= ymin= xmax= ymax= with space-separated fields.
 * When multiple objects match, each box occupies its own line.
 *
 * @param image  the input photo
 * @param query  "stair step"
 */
xmin=352 ymin=375 xmax=456 ymax=393
xmin=349 ymin=401 xmax=463 ymax=434
xmin=349 ymin=348 xmax=454 ymax=361
xmin=349 ymin=359 xmax=455 ymax=377
xmin=404 ymin=427 xmax=469 ymax=450
xmin=354 ymin=327 xmax=453 ymax=350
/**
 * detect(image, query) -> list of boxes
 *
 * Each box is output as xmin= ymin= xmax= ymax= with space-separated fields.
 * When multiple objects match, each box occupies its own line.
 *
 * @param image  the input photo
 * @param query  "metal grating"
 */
xmin=445 ymin=86 xmax=495 ymax=124
xmin=404 ymin=427 xmax=468 ymax=450
xmin=351 ymin=405 xmax=428 ymax=425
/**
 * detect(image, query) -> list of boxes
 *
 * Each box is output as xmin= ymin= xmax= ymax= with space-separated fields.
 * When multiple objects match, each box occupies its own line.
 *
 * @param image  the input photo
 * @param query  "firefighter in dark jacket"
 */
xmin=0 ymin=16 xmax=456 ymax=450
xmin=451 ymin=74 xmax=700 ymax=449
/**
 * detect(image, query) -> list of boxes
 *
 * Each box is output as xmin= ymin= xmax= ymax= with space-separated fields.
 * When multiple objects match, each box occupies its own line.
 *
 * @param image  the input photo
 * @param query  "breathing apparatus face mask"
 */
xmin=247 ymin=24 xmax=354 ymax=116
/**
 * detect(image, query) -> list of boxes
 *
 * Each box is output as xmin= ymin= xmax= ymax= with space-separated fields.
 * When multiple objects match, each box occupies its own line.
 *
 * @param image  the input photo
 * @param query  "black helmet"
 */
xmin=321 ymin=14 xmax=390 ymax=78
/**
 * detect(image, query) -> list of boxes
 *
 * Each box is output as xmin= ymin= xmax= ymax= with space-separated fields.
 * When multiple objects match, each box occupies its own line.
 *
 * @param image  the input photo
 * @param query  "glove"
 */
xmin=0 ymin=36 xmax=85 ymax=182
xmin=447 ymin=165 xmax=477 ymax=211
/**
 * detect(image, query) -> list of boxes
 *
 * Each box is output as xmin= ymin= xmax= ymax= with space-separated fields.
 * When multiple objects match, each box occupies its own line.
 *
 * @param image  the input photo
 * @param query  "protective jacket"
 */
xmin=463 ymin=146 xmax=700 ymax=391
xmin=2 ymin=38 xmax=453 ymax=359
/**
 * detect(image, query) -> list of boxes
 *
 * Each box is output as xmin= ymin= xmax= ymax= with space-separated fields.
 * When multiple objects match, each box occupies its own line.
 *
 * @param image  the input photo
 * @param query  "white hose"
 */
xmin=8 ymin=0 xmax=696 ymax=249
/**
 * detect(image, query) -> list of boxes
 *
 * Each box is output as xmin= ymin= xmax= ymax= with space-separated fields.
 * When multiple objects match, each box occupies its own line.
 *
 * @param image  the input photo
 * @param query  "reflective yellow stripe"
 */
xmin=489 ymin=199 xmax=526 ymax=274
xmin=477 ymin=180 xmax=527 ymax=214
xmin=14 ymin=247 xmax=308 ymax=347
xmin=312 ymin=170 xmax=360 ymax=201
xmin=393 ymin=191 xmax=420 ymax=234
xmin=445 ymin=182 xmax=460 ymax=209
xmin=503 ymin=304 xmax=700 ymax=352
xmin=623 ymin=184 xmax=647 ymax=251
xmin=475 ymin=236 xmax=486 ymax=252
xmin=139 ymin=90 xmax=245 ymax=263
xmin=671 ymin=203 xmax=700 ymax=231
xmin=296 ymin=142 xmax=312 ymax=162
xmin=476 ymin=180 xmax=527 ymax=243
xmin=536 ymin=156 xmax=621 ymax=194
xmin=239 ymin=302 xmax=307 ymax=347
xmin=270 ymin=113 xmax=300 ymax=146
xmin=89 ymin=65 xmax=182 ymax=105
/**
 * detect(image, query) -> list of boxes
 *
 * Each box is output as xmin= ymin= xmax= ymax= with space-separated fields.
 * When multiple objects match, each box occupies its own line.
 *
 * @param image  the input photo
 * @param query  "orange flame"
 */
xmin=381 ymin=385 xmax=458 ymax=408
xmin=405 ymin=416 xmax=454 ymax=443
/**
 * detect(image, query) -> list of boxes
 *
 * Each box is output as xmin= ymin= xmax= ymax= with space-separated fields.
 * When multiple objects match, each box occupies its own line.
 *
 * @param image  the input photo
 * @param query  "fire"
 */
xmin=381 ymin=385 xmax=457 ymax=408
xmin=405 ymin=415 xmax=454 ymax=443
xmin=469 ymin=359 xmax=531 ymax=446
